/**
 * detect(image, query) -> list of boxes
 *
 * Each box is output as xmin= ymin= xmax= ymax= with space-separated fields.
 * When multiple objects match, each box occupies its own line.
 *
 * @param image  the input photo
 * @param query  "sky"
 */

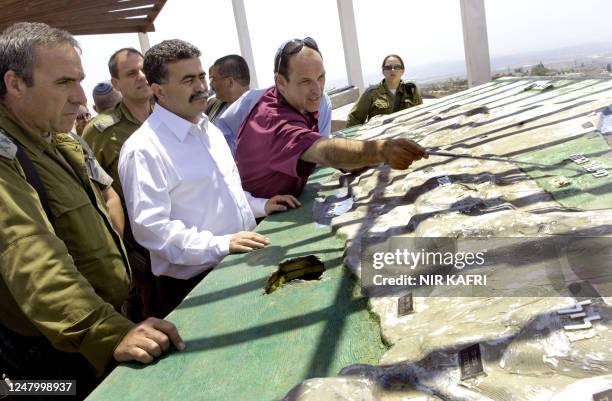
xmin=76 ymin=0 xmax=612 ymax=109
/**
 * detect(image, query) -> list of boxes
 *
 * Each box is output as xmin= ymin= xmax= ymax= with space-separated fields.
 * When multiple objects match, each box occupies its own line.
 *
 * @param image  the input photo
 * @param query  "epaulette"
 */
xmin=92 ymin=108 xmax=121 ymax=132
xmin=55 ymin=133 xmax=82 ymax=148
xmin=0 ymin=128 xmax=17 ymax=159
xmin=365 ymin=84 xmax=378 ymax=93
xmin=55 ymin=132 xmax=75 ymax=142
xmin=403 ymin=82 xmax=417 ymax=96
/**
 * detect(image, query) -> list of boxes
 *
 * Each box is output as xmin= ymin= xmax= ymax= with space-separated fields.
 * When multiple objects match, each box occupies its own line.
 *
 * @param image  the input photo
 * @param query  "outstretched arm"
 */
xmin=300 ymin=137 xmax=428 ymax=171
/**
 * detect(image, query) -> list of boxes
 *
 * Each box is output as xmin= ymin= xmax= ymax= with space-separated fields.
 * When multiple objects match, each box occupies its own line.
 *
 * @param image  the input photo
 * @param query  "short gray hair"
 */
xmin=0 ymin=22 xmax=80 ymax=99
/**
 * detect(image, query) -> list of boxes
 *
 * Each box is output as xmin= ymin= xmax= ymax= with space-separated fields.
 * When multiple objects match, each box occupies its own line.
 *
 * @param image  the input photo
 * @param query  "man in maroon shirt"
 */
xmin=235 ymin=38 xmax=427 ymax=199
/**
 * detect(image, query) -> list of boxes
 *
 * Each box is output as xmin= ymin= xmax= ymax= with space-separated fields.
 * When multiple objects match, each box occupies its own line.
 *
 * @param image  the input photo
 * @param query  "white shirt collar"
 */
xmin=151 ymin=103 xmax=209 ymax=142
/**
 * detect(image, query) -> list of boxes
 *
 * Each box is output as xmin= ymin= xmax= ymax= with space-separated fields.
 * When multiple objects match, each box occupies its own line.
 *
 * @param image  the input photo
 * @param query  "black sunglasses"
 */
xmin=275 ymin=37 xmax=319 ymax=74
xmin=383 ymin=64 xmax=404 ymax=71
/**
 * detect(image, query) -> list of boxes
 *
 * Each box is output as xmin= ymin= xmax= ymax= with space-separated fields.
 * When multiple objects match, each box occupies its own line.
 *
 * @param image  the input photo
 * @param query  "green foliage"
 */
xmin=530 ymin=61 xmax=552 ymax=76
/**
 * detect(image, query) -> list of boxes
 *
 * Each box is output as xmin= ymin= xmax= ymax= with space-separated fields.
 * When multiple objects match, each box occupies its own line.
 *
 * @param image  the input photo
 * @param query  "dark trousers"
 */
xmin=154 ymin=270 xmax=211 ymax=318
xmin=123 ymin=247 xmax=158 ymax=322
xmin=0 ymin=323 xmax=98 ymax=401
xmin=122 ymin=219 xmax=211 ymax=319
xmin=122 ymin=219 xmax=159 ymax=322
xmin=124 ymin=247 xmax=211 ymax=319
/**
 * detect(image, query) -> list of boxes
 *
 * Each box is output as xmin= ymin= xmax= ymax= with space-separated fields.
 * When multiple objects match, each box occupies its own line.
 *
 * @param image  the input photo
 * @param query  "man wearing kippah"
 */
xmin=92 ymin=81 xmax=122 ymax=113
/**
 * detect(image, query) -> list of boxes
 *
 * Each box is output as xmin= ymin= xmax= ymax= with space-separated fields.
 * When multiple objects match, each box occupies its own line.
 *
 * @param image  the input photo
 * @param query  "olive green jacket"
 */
xmin=346 ymin=79 xmax=423 ymax=127
xmin=0 ymin=105 xmax=133 ymax=375
xmin=82 ymin=102 xmax=146 ymax=201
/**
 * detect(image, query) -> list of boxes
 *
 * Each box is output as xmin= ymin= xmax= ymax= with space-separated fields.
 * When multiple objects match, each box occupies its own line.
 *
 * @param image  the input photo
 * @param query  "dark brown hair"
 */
xmin=108 ymin=47 xmax=143 ymax=79
xmin=381 ymin=54 xmax=404 ymax=69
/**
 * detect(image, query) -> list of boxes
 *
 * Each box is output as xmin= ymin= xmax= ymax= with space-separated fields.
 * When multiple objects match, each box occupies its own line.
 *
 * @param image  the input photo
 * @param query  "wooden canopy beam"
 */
xmin=0 ymin=0 xmax=166 ymax=35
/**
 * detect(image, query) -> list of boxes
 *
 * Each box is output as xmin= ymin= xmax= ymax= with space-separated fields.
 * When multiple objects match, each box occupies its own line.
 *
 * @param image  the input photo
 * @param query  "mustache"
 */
xmin=189 ymin=90 xmax=211 ymax=102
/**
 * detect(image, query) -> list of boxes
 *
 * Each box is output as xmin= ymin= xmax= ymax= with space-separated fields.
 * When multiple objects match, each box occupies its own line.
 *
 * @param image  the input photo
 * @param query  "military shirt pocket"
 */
xmin=104 ymin=135 xmax=123 ymax=163
xmin=48 ymin=183 xmax=109 ymax=260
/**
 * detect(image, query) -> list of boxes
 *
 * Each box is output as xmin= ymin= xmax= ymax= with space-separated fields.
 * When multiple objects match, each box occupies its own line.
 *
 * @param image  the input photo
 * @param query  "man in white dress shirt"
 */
xmin=119 ymin=39 xmax=298 ymax=316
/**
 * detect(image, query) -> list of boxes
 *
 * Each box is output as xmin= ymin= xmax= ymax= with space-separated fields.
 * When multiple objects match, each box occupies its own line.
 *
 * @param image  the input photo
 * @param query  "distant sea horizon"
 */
xmin=325 ymin=41 xmax=612 ymax=90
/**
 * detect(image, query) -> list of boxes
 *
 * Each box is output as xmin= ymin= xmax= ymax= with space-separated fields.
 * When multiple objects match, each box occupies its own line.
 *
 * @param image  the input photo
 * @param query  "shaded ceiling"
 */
xmin=0 ymin=0 xmax=167 ymax=36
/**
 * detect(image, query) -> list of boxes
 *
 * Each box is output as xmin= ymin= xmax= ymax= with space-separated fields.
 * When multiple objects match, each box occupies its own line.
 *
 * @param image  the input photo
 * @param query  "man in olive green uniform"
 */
xmin=0 ymin=23 xmax=183 ymax=398
xmin=82 ymin=48 xmax=156 ymax=321
xmin=346 ymin=80 xmax=423 ymax=127
xmin=82 ymin=47 xmax=152 ymax=203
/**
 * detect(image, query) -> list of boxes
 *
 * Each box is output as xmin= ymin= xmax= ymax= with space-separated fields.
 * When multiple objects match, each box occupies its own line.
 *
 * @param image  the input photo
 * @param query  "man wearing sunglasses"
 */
xmin=74 ymin=104 xmax=91 ymax=135
xmin=205 ymin=54 xmax=250 ymax=124
xmin=235 ymin=38 xmax=428 ymax=199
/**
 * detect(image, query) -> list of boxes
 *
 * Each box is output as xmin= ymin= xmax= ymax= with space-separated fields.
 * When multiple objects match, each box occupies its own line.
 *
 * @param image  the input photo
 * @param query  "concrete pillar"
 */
xmin=231 ymin=0 xmax=259 ymax=88
xmin=138 ymin=32 xmax=150 ymax=53
xmin=336 ymin=0 xmax=365 ymax=93
xmin=460 ymin=0 xmax=492 ymax=87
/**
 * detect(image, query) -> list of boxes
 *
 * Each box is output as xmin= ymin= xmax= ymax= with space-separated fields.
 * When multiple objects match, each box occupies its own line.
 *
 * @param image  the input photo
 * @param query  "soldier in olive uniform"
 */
xmin=82 ymin=48 xmax=157 ymax=321
xmin=82 ymin=47 xmax=152 ymax=203
xmin=0 ymin=23 xmax=183 ymax=398
xmin=346 ymin=54 xmax=423 ymax=127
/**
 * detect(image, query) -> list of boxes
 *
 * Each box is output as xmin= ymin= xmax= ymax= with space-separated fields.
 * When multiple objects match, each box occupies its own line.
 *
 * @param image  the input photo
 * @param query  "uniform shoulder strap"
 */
xmin=403 ymin=82 xmax=417 ymax=97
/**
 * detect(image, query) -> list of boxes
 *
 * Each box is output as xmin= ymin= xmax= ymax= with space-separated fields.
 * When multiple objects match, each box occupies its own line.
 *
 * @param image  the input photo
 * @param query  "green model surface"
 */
xmin=87 ymin=168 xmax=387 ymax=401
xmin=519 ymin=133 xmax=612 ymax=210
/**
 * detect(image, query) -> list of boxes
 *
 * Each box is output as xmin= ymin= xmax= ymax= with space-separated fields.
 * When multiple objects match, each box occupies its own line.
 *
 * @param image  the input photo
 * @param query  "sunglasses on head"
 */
xmin=383 ymin=64 xmax=403 ymax=71
xmin=275 ymin=37 xmax=319 ymax=74
xmin=76 ymin=112 xmax=91 ymax=120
